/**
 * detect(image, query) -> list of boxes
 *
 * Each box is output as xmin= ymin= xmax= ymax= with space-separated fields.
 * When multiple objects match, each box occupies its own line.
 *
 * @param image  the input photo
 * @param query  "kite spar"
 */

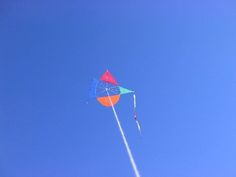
xmin=89 ymin=70 xmax=141 ymax=177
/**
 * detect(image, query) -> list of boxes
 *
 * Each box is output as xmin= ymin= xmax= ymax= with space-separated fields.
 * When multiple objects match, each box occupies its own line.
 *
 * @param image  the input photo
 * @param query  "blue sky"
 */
xmin=1 ymin=0 xmax=236 ymax=177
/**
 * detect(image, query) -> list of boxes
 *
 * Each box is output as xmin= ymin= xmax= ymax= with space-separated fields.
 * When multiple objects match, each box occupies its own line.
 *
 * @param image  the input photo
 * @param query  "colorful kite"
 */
xmin=89 ymin=70 xmax=141 ymax=132
xmin=89 ymin=70 xmax=141 ymax=177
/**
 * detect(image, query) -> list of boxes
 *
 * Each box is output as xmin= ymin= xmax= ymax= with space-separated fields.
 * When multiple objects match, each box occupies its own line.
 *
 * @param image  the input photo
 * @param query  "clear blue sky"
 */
xmin=1 ymin=1 xmax=236 ymax=177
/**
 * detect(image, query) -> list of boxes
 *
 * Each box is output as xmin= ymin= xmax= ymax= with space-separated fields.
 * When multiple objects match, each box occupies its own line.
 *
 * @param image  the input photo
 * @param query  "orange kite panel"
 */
xmin=97 ymin=95 xmax=120 ymax=107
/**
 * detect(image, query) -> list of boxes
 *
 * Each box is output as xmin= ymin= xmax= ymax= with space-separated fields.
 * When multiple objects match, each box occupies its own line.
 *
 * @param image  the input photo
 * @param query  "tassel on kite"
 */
xmin=133 ymin=94 xmax=141 ymax=133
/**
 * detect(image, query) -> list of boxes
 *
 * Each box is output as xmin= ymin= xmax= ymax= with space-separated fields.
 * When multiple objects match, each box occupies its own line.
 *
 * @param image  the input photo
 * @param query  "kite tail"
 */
xmin=133 ymin=94 xmax=141 ymax=133
xmin=106 ymin=89 xmax=141 ymax=177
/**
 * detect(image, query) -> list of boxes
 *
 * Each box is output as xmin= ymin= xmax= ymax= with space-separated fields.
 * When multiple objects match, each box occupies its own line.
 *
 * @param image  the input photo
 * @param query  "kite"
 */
xmin=89 ymin=70 xmax=141 ymax=132
xmin=89 ymin=70 xmax=141 ymax=177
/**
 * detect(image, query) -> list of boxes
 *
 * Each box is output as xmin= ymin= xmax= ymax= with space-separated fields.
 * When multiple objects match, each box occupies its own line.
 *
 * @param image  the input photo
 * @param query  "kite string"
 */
xmin=106 ymin=89 xmax=141 ymax=177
